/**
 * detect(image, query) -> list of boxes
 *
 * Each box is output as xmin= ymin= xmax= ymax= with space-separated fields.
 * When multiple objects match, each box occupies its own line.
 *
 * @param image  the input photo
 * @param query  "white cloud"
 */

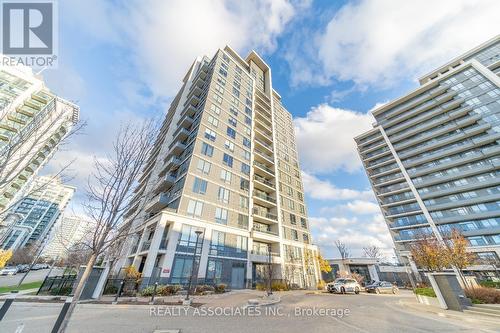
xmin=288 ymin=0 xmax=500 ymax=88
xmin=344 ymin=200 xmax=380 ymax=214
xmin=294 ymin=104 xmax=373 ymax=173
xmin=68 ymin=0 xmax=303 ymax=98
xmin=309 ymin=215 xmax=394 ymax=259
xmin=302 ymin=172 xmax=373 ymax=201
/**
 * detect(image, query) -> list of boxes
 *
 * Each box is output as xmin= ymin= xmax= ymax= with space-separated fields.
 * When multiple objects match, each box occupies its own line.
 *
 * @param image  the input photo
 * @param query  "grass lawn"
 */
xmin=0 ymin=281 xmax=43 ymax=294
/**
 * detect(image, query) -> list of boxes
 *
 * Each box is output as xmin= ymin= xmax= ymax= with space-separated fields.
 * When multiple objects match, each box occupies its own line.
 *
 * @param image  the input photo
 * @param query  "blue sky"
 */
xmin=42 ymin=0 xmax=500 ymax=260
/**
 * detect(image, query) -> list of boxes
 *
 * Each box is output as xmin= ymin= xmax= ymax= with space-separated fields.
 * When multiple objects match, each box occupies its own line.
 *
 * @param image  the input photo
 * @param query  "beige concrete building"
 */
xmin=117 ymin=46 xmax=320 ymax=289
xmin=355 ymin=35 xmax=500 ymax=279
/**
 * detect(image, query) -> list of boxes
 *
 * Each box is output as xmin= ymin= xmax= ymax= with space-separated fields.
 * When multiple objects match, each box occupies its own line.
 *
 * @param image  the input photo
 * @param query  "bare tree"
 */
xmin=57 ymin=121 xmax=157 ymax=332
xmin=0 ymin=106 xmax=85 ymax=218
xmin=335 ymin=240 xmax=350 ymax=260
xmin=363 ymin=245 xmax=382 ymax=259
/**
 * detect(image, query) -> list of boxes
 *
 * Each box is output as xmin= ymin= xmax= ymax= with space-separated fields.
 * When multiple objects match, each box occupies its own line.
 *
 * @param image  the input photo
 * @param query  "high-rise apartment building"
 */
xmin=117 ymin=46 xmax=320 ymax=289
xmin=0 ymin=176 xmax=75 ymax=252
xmin=42 ymin=215 xmax=91 ymax=259
xmin=0 ymin=65 xmax=79 ymax=214
xmin=355 ymin=35 xmax=500 ymax=278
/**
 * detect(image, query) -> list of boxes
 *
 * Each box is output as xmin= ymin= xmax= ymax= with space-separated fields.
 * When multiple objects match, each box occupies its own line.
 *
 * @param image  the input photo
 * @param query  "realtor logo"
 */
xmin=1 ymin=0 xmax=58 ymax=67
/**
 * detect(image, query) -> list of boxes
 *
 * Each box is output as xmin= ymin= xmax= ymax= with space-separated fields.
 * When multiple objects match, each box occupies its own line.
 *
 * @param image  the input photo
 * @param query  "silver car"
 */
xmin=0 ymin=266 xmax=18 ymax=275
xmin=327 ymin=278 xmax=361 ymax=294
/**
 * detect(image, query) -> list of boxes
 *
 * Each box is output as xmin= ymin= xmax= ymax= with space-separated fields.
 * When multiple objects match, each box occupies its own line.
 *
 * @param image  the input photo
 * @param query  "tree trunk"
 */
xmin=57 ymin=252 xmax=98 ymax=333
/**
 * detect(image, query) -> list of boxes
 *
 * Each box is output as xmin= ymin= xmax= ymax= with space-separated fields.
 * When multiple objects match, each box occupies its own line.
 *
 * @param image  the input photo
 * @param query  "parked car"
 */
xmin=16 ymin=264 xmax=30 ymax=273
xmin=327 ymin=278 xmax=361 ymax=294
xmin=0 ymin=266 xmax=18 ymax=275
xmin=365 ymin=281 xmax=399 ymax=294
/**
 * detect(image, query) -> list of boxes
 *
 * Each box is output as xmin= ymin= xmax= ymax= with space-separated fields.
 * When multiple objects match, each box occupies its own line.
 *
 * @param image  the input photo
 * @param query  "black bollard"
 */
xmin=150 ymin=282 xmax=158 ymax=305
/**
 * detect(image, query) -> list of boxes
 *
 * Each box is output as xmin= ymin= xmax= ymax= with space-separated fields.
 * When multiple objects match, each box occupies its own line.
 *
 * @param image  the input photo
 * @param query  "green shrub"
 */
xmin=158 ymin=284 xmax=181 ymax=296
xmin=103 ymin=284 xmax=118 ymax=295
xmin=214 ymin=284 xmax=226 ymax=293
xmin=271 ymin=281 xmax=289 ymax=291
xmin=317 ymin=280 xmax=326 ymax=290
xmin=195 ymin=285 xmax=215 ymax=294
xmin=465 ymin=287 xmax=500 ymax=304
xmin=479 ymin=281 xmax=500 ymax=289
xmin=140 ymin=286 xmax=156 ymax=297
xmin=50 ymin=286 xmax=72 ymax=296
xmin=415 ymin=287 xmax=436 ymax=298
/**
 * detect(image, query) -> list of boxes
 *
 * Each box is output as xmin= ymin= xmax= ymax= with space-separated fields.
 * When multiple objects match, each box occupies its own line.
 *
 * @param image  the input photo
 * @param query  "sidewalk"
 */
xmin=400 ymin=299 xmax=500 ymax=326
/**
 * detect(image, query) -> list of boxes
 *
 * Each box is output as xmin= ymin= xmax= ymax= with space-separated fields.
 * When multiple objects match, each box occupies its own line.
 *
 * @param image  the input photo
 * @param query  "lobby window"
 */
xmin=201 ymin=142 xmax=214 ymax=157
xmin=223 ymin=153 xmax=233 ymax=167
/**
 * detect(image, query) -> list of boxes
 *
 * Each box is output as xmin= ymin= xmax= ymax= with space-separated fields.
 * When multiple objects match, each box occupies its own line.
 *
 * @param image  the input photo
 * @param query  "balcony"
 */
xmin=253 ymin=207 xmax=278 ymax=223
xmin=254 ymin=175 xmax=275 ymax=191
xmin=155 ymin=173 xmax=177 ymax=193
xmin=163 ymin=155 xmax=181 ymax=170
xmin=140 ymin=240 xmax=151 ymax=252
xmin=169 ymin=141 xmax=187 ymax=155
xmin=249 ymin=250 xmax=281 ymax=263
xmin=172 ymin=127 xmax=191 ymax=142
xmin=178 ymin=114 xmax=195 ymax=128
xmin=145 ymin=193 xmax=170 ymax=212
xmin=255 ymin=137 xmax=273 ymax=153
xmin=253 ymin=190 xmax=276 ymax=208
xmin=254 ymin=161 xmax=275 ymax=176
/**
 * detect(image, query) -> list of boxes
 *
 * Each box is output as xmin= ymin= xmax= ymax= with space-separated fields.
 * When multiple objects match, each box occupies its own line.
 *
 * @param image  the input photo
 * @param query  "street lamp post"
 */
xmin=185 ymin=230 xmax=203 ymax=301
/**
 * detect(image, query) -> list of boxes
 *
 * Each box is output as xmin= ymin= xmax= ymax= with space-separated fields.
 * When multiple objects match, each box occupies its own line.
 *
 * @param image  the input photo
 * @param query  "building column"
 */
xmin=158 ymin=220 xmax=182 ymax=281
xmin=139 ymin=220 xmax=165 ymax=285
xmin=368 ymin=264 xmax=380 ymax=281
xmin=196 ymin=225 xmax=212 ymax=281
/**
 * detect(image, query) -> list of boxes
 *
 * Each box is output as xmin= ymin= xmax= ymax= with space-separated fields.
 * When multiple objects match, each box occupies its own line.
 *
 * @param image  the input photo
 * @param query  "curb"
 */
xmin=246 ymin=295 xmax=281 ymax=308
xmin=399 ymin=300 xmax=500 ymax=325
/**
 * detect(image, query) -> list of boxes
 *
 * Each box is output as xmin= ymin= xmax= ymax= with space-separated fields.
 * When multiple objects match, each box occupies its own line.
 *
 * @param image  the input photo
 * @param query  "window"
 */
xmin=231 ymin=95 xmax=240 ymax=106
xmin=240 ymin=178 xmax=249 ymax=191
xmin=243 ymin=137 xmax=251 ymax=148
xmin=197 ymin=159 xmax=211 ymax=174
xmin=303 ymin=234 xmax=309 ymax=243
xmin=227 ymin=127 xmax=236 ymax=139
xmin=239 ymin=195 xmax=249 ymax=209
xmin=236 ymin=235 xmax=247 ymax=252
xmin=229 ymin=116 xmax=237 ymax=127
xmin=218 ymin=187 xmax=230 ymax=203
xmin=223 ymin=153 xmax=233 ymax=167
xmin=207 ymin=115 xmax=219 ymax=127
xmin=192 ymin=177 xmax=207 ymax=194
xmin=217 ymin=76 xmax=226 ymax=86
xmin=229 ymin=106 xmax=238 ymax=117
xmin=290 ymin=214 xmax=296 ymax=225
xmin=232 ymin=87 xmax=240 ymax=98
xmin=215 ymin=83 xmax=224 ymax=94
xmin=187 ymin=200 xmax=203 ymax=217
xmin=242 ymin=150 xmax=250 ymax=161
xmin=219 ymin=67 xmax=227 ymax=77
xmin=245 ymin=116 xmax=251 ymax=126
xmin=213 ymin=94 xmax=223 ymax=104
xmin=300 ymin=217 xmax=307 ymax=228
xmin=238 ymin=214 xmax=249 ymax=228
xmin=210 ymin=104 xmax=221 ymax=115
xmin=224 ymin=140 xmax=234 ymax=152
xmin=201 ymin=142 xmax=214 ymax=157
xmin=204 ymin=129 xmax=216 ymax=142
xmin=241 ymin=163 xmax=250 ymax=175
xmin=245 ymin=106 xmax=252 ymax=116
xmin=220 ymin=169 xmax=232 ymax=184
xmin=215 ymin=207 xmax=228 ymax=225
xmin=291 ymin=229 xmax=298 ymax=241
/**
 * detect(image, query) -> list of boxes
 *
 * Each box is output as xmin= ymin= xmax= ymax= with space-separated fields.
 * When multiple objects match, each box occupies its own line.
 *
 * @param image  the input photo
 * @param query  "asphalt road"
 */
xmin=0 ymin=290 xmax=498 ymax=333
xmin=0 ymin=268 xmax=64 ymax=287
